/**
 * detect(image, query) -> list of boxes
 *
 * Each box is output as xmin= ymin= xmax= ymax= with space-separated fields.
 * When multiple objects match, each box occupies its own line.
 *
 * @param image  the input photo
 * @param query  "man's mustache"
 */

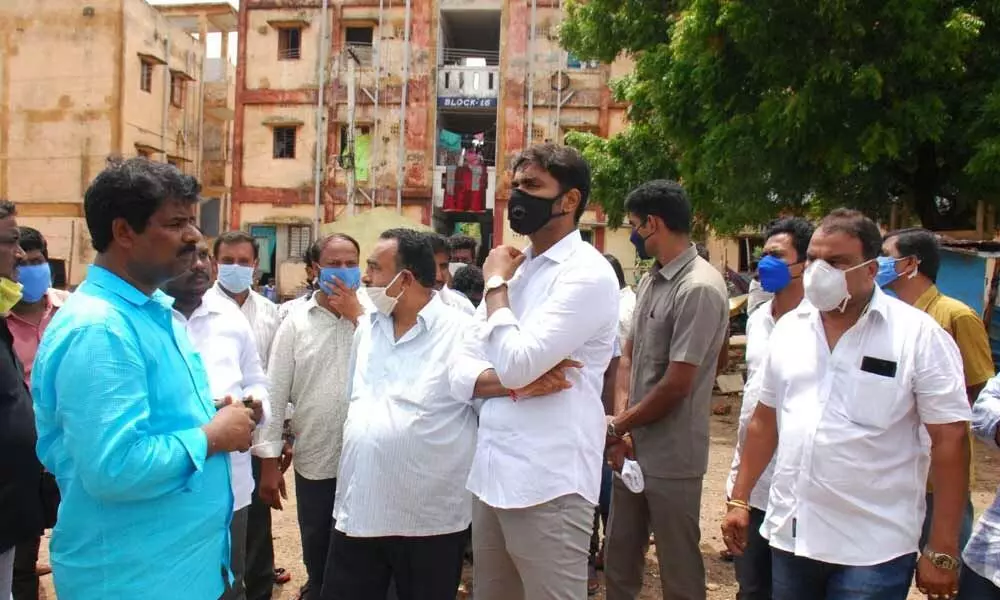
xmin=178 ymin=245 xmax=197 ymax=257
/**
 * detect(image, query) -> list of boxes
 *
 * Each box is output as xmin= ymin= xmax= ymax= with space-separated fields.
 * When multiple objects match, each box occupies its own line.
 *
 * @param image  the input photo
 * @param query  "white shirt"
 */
xmin=173 ymin=292 xmax=271 ymax=511
xmin=726 ymin=299 xmax=778 ymax=510
xmin=618 ymin=286 xmax=636 ymax=341
xmin=262 ymin=292 xmax=363 ymax=480
xmin=278 ymin=293 xmax=311 ymax=323
xmin=207 ymin=284 xmax=280 ymax=371
xmin=758 ymin=287 xmax=970 ymax=566
xmin=334 ymin=295 xmax=479 ymax=537
xmin=452 ymin=230 xmax=619 ymax=509
xmin=439 ymin=286 xmax=476 ymax=315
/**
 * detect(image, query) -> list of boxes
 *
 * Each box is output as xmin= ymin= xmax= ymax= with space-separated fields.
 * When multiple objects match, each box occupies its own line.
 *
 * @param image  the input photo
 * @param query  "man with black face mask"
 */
xmin=450 ymin=143 xmax=620 ymax=599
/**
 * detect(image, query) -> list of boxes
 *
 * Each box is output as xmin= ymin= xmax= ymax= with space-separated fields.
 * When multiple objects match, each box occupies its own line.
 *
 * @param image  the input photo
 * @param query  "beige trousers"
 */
xmin=472 ymin=493 xmax=594 ymax=600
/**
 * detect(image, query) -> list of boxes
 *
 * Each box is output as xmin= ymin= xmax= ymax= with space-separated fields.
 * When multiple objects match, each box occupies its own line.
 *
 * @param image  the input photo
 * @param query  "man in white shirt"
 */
xmin=259 ymin=233 xmax=365 ymax=600
xmin=163 ymin=238 xmax=271 ymax=600
xmin=451 ymin=143 xmax=619 ymax=600
xmin=323 ymin=228 xmax=477 ymax=599
xmin=428 ymin=233 xmax=476 ymax=315
xmin=724 ymin=209 xmax=971 ymax=600
xmin=209 ymin=230 xmax=283 ymax=600
xmin=724 ymin=217 xmax=813 ymax=600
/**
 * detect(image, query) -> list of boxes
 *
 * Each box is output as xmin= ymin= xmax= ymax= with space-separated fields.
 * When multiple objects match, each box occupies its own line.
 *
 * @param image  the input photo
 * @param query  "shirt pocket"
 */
xmin=843 ymin=371 xmax=904 ymax=430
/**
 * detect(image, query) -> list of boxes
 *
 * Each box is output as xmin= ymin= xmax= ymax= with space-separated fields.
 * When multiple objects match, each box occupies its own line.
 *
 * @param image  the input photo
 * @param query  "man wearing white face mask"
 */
xmin=208 ymin=230 xmax=282 ymax=600
xmin=323 ymin=228 xmax=479 ymax=600
xmin=723 ymin=209 xmax=972 ymax=600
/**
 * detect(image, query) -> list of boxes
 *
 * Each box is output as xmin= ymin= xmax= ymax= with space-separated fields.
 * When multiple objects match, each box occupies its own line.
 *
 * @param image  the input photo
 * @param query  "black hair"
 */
xmin=512 ymin=143 xmax=592 ymax=222
xmin=448 ymin=234 xmax=477 ymax=253
xmin=695 ymin=243 xmax=710 ymax=262
xmin=318 ymin=232 xmax=361 ymax=256
xmin=18 ymin=226 xmax=47 ymax=260
xmin=819 ymin=208 xmax=882 ymax=261
xmin=0 ymin=200 xmax=16 ymax=220
xmin=451 ymin=265 xmax=485 ymax=298
xmin=604 ymin=253 xmax=626 ymax=289
xmin=765 ymin=217 xmax=815 ymax=264
xmin=624 ymin=179 xmax=691 ymax=234
xmin=379 ymin=228 xmax=437 ymax=288
xmin=213 ymin=230 xmax=259 ymax=261
xmin=884 ymin=228 xmax=941 ymax=283
xmin=84 ymin=158 xmax=200 ymax=252
xmin=427 ymin=233 xmax=450 ymax=256
xmin=305 ymin=238 xmax=322 ymax=267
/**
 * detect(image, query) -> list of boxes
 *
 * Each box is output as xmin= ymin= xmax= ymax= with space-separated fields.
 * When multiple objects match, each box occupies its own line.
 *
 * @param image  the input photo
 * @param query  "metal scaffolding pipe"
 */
xmin=312 ymin=0 xmax=331 ymax=236
xmin=396 ymin=0 xmax=412 ymax=214
xmin=525 ymin=0 xmax=537 ymax=147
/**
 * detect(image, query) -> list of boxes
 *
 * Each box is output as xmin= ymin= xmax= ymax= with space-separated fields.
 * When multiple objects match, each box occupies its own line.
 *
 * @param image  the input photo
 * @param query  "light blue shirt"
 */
xmin=32 ymin=265 xmax=232 ymax=599
xmin=964 ymin=375 xmax=1000 ymax=588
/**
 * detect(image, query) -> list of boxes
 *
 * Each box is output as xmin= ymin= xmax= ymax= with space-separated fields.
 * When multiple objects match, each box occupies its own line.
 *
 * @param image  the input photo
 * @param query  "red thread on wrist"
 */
xmin=509 ymin=389 xmax=518 ymax=402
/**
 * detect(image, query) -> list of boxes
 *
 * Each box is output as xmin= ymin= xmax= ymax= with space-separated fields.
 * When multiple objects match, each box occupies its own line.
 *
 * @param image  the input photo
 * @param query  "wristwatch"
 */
xmin=484 ymin=275 xmax=508 ymax=294
xmin=922 ymin=547 xmax=960 ymax=571
xmin=607 ymin=421 xmax=623 ymax=439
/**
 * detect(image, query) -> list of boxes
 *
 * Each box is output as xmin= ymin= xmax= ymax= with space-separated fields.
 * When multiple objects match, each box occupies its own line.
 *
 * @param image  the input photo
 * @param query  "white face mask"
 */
xmin=803 ymin=259 xmax=872 ymax=313
xmin=364 ymin=272 xmax=405 ymax=316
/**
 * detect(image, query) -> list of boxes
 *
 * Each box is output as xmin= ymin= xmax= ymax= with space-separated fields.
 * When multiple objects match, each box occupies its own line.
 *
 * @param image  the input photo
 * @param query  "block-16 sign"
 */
xmin=438 ymin=97 xmax=498 ymax=109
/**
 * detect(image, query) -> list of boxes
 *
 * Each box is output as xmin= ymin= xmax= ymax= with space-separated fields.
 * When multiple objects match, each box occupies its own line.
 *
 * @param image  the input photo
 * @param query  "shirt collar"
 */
xmin=372 ymin=292 xmax=446 ymax=335
xmin=87 ymin=264 xmax=173 ymax=310
xmin=656 ymin=244 xmax=698 ymax=281
xmin=793 ymin=284 xmax=888 ymax=320
xmin=914 ymin=284 xmax=941 ymax=313
xmin=524 ymin=230 xmax=582 ymax=264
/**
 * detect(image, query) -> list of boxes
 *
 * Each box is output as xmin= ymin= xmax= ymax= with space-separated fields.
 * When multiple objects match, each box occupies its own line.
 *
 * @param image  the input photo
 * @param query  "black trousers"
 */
xmin=245 ymin=457 xmax=275 ymax=600
xmin=295 ymin=472 xmax=338 ymax=600
xmin=320 ymin=528 xmax=466 ymax=600
xmin=12 ymin=536 xmax=39 ymax=600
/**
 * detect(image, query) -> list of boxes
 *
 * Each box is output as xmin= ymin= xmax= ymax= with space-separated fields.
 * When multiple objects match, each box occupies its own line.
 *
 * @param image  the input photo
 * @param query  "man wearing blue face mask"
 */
xmin=261 ymin=233 xmax=369 ymax=600
xmin=724 ymin=217 xmax=812 ymax=600
xmin=879 ymin=228 xmax=992 ymax=558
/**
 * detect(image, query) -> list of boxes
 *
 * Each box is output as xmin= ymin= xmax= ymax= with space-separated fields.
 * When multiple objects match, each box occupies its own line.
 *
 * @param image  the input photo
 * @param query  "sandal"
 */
xmin=273 ymin=567 xmax=292 ymax=585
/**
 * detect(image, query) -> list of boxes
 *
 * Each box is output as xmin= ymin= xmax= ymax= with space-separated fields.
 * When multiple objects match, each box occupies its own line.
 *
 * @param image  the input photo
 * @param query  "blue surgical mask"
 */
xmin=757 ymin=255 xmax=792 ymax=293
xmin=319 ymin=266 xmax=361 ymax=294
xmin=217 ymin=264 xmax=254 ymax=294
xmin=17 ymin=263 xmax=51 ymax=303
xmin=875 ymin=256 xmax=901 ymax=289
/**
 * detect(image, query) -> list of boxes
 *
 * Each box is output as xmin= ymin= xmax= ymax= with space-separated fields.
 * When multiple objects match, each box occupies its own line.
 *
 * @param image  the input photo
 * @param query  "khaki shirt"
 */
xmin=628 ymin=245 xmax=729 ymax=479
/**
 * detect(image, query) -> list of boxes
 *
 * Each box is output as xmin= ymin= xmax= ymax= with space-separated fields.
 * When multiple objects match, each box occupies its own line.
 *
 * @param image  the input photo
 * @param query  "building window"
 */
xmin=272 ymin=127 xmax=297 ymax=159
xmin=567 ymin=53 xmax=600 ymax=70
xmin=345 ymin=26 xmax=374 ymax=66
xmin=288 ymin=225 xmax=312 ymax=259
xmin=140 ymin=60 xmax=154 ymax=93
xmin=137 ymin=148 xmax=152 ymax=159
xmin=278 ymin=28 xmax=302 ymax=60
xmin=170 ymin=74 xmax=185 ymax=107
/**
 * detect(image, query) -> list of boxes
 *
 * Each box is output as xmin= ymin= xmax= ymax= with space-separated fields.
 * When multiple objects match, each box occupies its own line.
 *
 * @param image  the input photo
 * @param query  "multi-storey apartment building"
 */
xmin=233 ymin=0 xmax=638 ymax=295
xmin=0 ymin=0 xmax=236 ymax=285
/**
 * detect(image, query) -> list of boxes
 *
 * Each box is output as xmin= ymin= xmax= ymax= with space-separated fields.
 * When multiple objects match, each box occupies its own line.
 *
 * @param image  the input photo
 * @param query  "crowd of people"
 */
xmin=2 ymin=141 xmax=1000 ymax=600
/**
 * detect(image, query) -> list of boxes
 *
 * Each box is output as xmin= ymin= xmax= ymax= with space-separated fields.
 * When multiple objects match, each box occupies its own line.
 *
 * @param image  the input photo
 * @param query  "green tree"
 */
xmin=562 ymin=0 xmax=1000 ymax=232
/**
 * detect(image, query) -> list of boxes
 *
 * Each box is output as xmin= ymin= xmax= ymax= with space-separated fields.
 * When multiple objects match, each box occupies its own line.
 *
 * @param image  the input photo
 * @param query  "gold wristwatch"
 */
xmin=922 ymin=547 xmax=960 ymax=571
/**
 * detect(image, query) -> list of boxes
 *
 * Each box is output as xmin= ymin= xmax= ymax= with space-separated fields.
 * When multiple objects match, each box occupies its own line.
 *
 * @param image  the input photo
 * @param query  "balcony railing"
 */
xmin=438 ymin=66 xmax=499 ymax=99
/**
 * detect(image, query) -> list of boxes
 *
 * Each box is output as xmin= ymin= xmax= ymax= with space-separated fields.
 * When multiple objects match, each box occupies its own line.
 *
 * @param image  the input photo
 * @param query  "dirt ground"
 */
xmin=37 ymin=395 xmax=1000 ymax=599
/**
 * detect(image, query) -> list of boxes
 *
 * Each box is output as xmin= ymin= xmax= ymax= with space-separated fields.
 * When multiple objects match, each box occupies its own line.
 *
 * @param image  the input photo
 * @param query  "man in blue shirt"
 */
xmin=32 ymin=158 xmax=258 ymax=599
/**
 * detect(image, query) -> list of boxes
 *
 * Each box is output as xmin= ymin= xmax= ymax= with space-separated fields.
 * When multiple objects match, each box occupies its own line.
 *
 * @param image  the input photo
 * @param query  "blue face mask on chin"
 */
xmin=319 ymin=266 xmax=361 ymax=294
xmin=17 ymin=263 xmax=51 ymax=303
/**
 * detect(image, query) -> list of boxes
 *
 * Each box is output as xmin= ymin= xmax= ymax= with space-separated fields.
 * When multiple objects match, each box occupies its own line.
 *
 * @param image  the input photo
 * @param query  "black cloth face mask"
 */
xmin=508 ymin=189 xmax=569 ymax=236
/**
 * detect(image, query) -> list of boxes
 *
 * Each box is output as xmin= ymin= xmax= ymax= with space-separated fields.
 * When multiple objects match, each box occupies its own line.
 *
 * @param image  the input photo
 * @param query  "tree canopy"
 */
xmin=561 ymin=0 xmax=1000 ymax=232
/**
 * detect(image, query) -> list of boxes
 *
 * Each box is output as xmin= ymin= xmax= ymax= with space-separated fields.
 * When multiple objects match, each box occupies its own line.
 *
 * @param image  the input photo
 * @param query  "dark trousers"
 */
xmin=589 ymin=464 xmax=613 ymax=562
xmin=733 ymin=507 xmax=771 ymax=600
xmin=295 ymin=472 xmax=338 ymax=600
xmin=959 ymin=566 xmax=1000 ymax=600
xmin=245 ymin=457 xmax=275 ymax=600
xmin=771 ymin=549 xmax=917 ymax=600
xmin=12 ymin=536 xmax=40 ymax=600
xmin=320 ymin=528 xmax=466 ymax=600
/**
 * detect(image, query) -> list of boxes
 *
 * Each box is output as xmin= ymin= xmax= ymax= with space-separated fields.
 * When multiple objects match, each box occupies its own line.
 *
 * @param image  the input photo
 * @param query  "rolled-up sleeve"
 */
xmin=914 ymin=321 xmax=972 ymax=425
xmin=484 ymin=267 xmax=618 ymax=390
xmin=54 ymin=325 xmax=209 ymax=502
xmin=972 ymin=376 xmax=1000 ymax=446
